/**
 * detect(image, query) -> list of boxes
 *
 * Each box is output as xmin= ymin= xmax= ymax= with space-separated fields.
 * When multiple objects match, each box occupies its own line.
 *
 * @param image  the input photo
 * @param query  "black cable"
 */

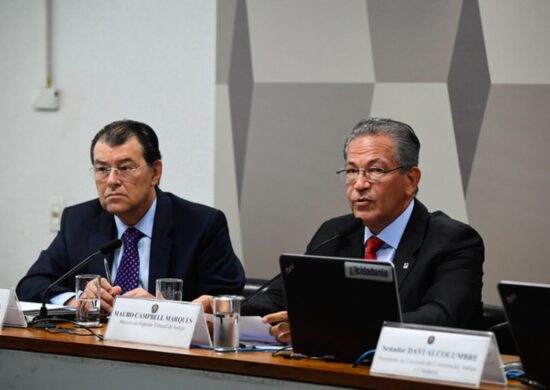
xmin=488 ymin=321 xmax=509 ymax=332
xmin=40 ymin=322 xmax=104 ymax=341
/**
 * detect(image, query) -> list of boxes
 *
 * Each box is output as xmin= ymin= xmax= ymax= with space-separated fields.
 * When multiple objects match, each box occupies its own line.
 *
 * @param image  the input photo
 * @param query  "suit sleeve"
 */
xmin=193 ymin=210 xmax=245 ymax=297
xmin=402 ymin=222 xmax=484 ymax=329
xmin=16 ymin=210 xmax=74 ymax=302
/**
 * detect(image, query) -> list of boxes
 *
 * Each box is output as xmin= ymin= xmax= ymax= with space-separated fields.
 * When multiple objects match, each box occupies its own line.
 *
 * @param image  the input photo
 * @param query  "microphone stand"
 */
xmin=243 ymin=218 xmax=363 ymax=307
xmin=31 ymin=239 xmax=122 ymax=328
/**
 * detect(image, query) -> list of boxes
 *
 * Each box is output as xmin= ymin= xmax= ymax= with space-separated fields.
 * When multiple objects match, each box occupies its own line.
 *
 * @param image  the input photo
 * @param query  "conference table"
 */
xmin=0 ymin=324 xmax=525 ymax=390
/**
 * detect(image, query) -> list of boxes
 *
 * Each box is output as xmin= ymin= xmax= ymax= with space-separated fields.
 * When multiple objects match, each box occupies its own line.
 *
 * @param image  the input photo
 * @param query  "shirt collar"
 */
xmin=363 ymin=199 xmax=415 ymax=249
xmin=114 ymin=197 xmax=157 ymax=239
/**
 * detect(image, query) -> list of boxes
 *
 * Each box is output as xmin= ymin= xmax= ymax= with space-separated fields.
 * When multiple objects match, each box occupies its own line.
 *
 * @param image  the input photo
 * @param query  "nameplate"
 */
xmin=104 ymin=297 xmax=211 ymax=348
xmin=0 ymin=288 xmax=27 ymax=329
xmin=371 ymin=322 xmax=506 ymax=388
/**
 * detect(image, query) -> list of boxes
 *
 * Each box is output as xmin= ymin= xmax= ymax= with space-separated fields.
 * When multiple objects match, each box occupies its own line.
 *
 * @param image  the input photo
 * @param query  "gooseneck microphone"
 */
xmin=37 ymin=239 xmax=122 ymax=323
xmin=242 ymin=274 xmax=281 ymax=305
xmin=243 ymin=218 xmax=363 ymax=305
xmin=306 ymin=217 xmax=363 ymax=255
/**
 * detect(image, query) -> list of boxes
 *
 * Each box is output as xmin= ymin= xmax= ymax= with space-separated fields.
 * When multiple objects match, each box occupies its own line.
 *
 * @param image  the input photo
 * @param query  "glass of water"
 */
xmin=155 ymin=278 xmax=183 ymax=301
xmin=213 ymin=295 xmax=244 ymax=352
xmin=75 ymin=274 xmax=101 ymax=327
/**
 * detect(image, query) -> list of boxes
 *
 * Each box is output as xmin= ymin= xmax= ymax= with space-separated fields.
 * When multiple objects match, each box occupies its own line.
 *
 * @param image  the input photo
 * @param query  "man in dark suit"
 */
xmin=17 ymin=119 xmax=244 ymax=313
xmin=243 ymin=118 xmax=484 ymax=343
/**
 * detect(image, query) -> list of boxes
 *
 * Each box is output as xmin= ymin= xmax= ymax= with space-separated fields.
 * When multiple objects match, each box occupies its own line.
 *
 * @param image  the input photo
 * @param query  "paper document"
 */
xmin=204 ymin=314 xmax=278 ymax=346
xmin=20 ymin=301 xmax=75 ymax=324
xmin=19 ymin=301 xmax=67 ymax=312
xmin=240 ymin=316 xmax=278 ymax=345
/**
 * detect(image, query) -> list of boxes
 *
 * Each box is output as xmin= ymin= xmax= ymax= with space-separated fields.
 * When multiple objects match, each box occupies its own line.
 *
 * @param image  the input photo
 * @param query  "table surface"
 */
xmin=0 ymin=324 xmax=525 ymax=390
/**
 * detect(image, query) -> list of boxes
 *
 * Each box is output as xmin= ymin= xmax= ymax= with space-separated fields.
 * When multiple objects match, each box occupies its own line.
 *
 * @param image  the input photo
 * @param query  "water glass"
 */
xmin=155 ymin=278 xmax=183 ymax=301
xmin=75 ymin=274 xmax=101 ymax=327
xmin=213 ymin=295 xmax=244 ymax=352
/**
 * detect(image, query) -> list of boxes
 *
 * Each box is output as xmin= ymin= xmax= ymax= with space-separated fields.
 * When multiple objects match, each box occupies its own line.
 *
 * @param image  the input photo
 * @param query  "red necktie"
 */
xmin=365 ymin=236 xmax=384 ymax=260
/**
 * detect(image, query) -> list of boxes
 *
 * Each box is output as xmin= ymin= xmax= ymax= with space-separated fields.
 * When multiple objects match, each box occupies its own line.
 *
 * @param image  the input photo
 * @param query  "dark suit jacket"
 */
xmin=16 ymin=189 xmax=245 ymax=302
xmin=243 ymin=200 xmax=484 ymax=330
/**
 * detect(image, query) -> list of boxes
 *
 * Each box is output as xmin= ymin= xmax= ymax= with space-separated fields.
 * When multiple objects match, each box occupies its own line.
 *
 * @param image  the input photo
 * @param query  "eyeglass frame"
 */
xmin=336 ymin=166 xmax=404 ymax=184
xmin=90 ymin=163 xmax=149 ymax=182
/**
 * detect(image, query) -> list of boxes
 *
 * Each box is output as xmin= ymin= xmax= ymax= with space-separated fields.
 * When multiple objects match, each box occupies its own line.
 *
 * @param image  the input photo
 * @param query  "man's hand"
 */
xmin=123 ymin=287 xmax=154 ymax=299
xmin=65 ymin=277 xmax=121 ymax=314
xmin=99 ymin=278 xmax=122 ymax=314
xmin=192 ymin=295 xmax=214 ymax=313
xmin=262 ymin=310 xmax=291 ymax=344
xmin=192 ymin=295 xmax=214 ymax=335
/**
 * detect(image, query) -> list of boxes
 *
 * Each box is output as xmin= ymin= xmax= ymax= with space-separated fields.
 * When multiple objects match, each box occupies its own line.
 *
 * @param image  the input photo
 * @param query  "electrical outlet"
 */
xmin=49 ymin=196 xmax=65 ymax=232
xmin=33 ymin=88 xmax=60 ymax=111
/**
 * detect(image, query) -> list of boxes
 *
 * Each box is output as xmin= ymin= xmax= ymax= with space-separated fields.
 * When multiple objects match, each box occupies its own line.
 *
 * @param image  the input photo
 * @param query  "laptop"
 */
xmin=498 ymin=281 xmax=550 ymax=387
xmin=280 ymin=254 xmax=402 ymax=362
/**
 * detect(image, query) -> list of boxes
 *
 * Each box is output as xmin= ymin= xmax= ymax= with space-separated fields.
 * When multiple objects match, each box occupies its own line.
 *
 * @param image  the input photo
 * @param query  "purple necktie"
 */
xmin=114 ymin=227 xmax=145 ymax=294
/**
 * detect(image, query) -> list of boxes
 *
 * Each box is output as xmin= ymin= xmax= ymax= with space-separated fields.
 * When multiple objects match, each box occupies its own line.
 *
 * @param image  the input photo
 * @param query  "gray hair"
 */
xmin=343 ymin=118 xmax=420 ymax=173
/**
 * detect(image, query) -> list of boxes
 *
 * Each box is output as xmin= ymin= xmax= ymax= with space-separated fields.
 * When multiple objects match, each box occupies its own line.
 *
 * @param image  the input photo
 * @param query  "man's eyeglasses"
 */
xmin=90 ymin=164 xmax=147 ymax=181
xmin=336 ymin=166 xmax=402 ymax=184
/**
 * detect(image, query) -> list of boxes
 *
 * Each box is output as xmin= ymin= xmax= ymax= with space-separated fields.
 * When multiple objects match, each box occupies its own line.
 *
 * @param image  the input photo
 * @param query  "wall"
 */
xmin=2 ymin=0 xmax=549 ymax=307
xmin=0 ymin=0 xmax=216 ymax=289
xmin=216 ymin=0 xmax=550 ymax=305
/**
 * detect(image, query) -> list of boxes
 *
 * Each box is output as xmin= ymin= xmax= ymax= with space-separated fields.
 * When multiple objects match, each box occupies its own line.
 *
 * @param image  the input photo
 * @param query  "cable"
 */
xmin=28 ymin=317 xmax=69 ymax=329
xmin=352 ymin=349 xmax=376 ymax=367
xmin=43 ymin=323 xmax=104 ymax=341
xmin=504 ymin=365 xmax=548 ymax=389
xmin=511 ymin=376 xmax=547 ymax=389
xmin=191 ymin=344 xmax=283 ymax=352
xmin=271 ymin=344 xmax=293 ymax=357
xmin=505 ymin=370 xmax=525 ymax=378
xmin=488 ymin=321 xmax=509 ymax=332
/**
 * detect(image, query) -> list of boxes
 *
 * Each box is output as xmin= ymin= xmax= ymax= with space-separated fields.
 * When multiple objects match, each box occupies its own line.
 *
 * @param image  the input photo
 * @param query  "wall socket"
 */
xmin=49 ymin=196 xmax=65 ymax=232
xmin=33 ymin=88 xmax=60 ymax=111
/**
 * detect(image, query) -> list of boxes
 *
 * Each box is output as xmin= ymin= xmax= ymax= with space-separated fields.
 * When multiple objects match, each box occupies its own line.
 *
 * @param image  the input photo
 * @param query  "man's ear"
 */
xmin=151 ymin=160 xmax=163 ymax=186
xmin=405 ymin=166 xmax=421 ymax=196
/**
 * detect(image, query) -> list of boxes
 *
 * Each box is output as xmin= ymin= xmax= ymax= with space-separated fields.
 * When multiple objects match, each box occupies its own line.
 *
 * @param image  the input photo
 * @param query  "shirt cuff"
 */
xmin=50 ymin=292 xmax=76 ymax=306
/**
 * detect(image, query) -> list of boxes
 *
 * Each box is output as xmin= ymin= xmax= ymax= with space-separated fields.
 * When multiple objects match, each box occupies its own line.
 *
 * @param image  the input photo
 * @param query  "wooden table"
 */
xmin=0 ymin=325 xmax=525 ymax=390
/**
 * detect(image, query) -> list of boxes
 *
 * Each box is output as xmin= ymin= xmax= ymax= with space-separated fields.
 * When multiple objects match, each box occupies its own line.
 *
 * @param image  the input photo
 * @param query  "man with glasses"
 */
xmin=241 ymin=118 xmax=484 ymax=343
xmin=17 ymin=119 xmax=245 ymax=313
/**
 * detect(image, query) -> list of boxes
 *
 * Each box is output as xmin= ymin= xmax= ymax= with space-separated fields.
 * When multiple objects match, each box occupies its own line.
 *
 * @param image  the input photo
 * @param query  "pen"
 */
xmin=103 ymin=258 xmax=112 ymax=284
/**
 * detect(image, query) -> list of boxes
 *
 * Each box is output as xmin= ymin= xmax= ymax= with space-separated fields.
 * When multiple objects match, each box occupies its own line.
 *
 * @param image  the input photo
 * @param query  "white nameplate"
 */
xmin=371 ymin=322 xmax=506 ymax=388
xmin=104 ymin=297 xmax=211 ymax=348
xmin=0 ymin=288 xmax=27 ymax=329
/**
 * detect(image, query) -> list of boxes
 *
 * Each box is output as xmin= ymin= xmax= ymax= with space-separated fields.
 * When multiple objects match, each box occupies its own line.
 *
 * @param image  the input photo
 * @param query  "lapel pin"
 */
xmin=403 ymin=262 xmax=409 ymax=269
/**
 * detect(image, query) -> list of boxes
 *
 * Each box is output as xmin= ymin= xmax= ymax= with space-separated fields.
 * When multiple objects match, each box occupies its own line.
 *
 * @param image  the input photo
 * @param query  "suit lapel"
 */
xmin=338 ymin=225 xmax=365 ymax=259
xmin=310 ymin=217 xmax=365 ymax=259
xmin=148 ymin=190 xmax=174 ymax=294
xmin=393 ymin=200 xmax=429 ymax=287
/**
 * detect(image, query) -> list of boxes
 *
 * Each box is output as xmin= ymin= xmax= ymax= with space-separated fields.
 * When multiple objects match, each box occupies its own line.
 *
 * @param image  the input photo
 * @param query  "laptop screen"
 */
xmin=280 ymin=254 xmax=402 ymax=362
xmin=498 ymin=281 xmax=550 ymax=387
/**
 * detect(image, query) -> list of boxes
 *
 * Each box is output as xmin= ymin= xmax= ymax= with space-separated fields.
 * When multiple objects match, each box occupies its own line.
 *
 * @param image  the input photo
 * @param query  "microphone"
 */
xmin=243 ymin=217 xmax=363 ymax=305
xmin=35 ymin=239 xmax=122 ymax=326
xmin=242 ymin=274 xmax=281 ymax=305
xmin=307 ymin=217 xmax=363 ymax=254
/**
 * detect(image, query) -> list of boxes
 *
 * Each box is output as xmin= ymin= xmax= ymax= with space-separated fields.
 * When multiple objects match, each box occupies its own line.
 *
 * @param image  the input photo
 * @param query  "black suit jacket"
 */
xmin=243 ymin=200 xmax=484 ymax=330
xmin=16 ymin=189 xmax=245 ymax=302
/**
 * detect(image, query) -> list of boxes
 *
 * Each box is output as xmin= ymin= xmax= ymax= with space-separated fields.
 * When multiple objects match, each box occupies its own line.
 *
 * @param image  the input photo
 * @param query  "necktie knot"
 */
xmin=122 ymin=227 xmax=144 ymax=246
xmin=365 ymin=236 xmax=385 ymax=260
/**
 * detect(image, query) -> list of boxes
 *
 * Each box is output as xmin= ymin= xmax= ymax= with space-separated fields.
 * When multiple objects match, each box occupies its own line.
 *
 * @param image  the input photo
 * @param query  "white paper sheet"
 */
xmin=204 ymin=314 xmax=278 ymax=346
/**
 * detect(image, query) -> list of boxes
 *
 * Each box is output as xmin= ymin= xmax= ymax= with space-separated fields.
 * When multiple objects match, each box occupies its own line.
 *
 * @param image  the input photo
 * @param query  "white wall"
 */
xmin=0 ymin=0 xmax=216 ymax=289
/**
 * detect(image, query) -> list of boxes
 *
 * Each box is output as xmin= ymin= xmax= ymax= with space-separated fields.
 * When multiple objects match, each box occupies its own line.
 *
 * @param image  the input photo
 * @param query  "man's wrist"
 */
xmin=50 ymin=291 xmax=76 ymax=306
